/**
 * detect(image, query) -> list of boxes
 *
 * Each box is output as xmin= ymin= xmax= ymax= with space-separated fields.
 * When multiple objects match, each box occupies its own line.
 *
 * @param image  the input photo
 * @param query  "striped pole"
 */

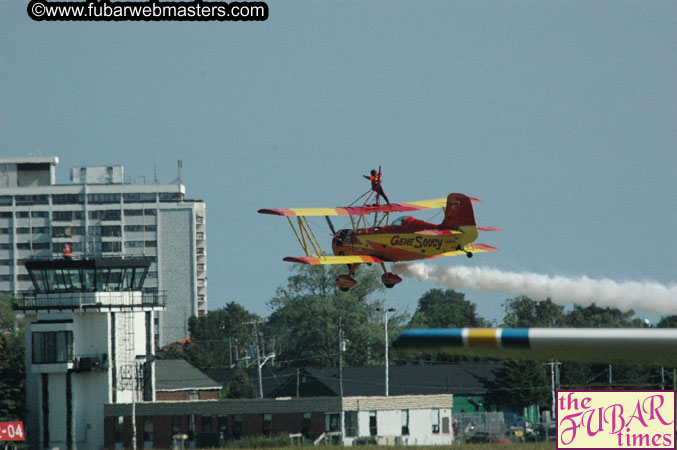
xmin=393 ymin=328 xmax=677 ymax=365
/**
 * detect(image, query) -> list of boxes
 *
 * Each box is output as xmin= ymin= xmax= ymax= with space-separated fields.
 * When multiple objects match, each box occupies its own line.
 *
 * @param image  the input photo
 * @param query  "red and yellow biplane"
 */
xmin=259 ymin=188 xmax=498 ymax=291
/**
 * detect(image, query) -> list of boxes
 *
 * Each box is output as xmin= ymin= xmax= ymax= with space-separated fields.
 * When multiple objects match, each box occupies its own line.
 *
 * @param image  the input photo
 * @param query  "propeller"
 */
xmin=325 ymin=216 xmax=337 ymax=235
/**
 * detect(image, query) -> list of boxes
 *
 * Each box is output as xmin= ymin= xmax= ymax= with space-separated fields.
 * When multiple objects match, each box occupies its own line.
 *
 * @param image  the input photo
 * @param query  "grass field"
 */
xmin=212 ymin=445 xmax=556 ymax=450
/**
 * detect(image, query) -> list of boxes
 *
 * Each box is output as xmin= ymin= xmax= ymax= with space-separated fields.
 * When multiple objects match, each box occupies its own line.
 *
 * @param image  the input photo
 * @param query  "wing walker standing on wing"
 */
xmin=259 ymin=168 xmax=499 ymax=291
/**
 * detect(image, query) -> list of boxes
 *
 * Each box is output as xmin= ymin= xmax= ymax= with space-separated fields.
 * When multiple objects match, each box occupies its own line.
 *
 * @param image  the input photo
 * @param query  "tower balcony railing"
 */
xmin=13 ymin=291 xmax=166 ymax=311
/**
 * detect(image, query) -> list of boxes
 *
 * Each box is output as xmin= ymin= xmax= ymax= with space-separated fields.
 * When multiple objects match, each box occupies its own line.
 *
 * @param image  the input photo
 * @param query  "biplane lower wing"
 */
xmin=424 ymin=243 xmax=499 ymax=259
xmin=283 ymin=255 xmax=385 ymax=265
xmin=258 ymin=197 xmax=481 ymax=217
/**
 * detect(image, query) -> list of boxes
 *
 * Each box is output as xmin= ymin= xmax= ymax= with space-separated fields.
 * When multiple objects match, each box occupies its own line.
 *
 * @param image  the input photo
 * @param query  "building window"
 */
xmin=145 ymin=225 xmax=156 ymax=232
xmin=232 ymin=415 xmax=242 ymax=440
xmin=125 ymin=241 xmax=144 ymax=248
xmin=302 ymin=413 xmax=311 ymax=438
xmin=114 ymin=416 xmax=124 ymax=443
xmin=143 ymin=416 xmax=153 ymax=442
xmin=124 ymin=209 xmax=145 ymax=216
xmin=89 ymin=210 xmax=121 ymax=221
xmin=0 ymin=196 xmax=12 ymax=206
xmin=101 ymin=242 xmax=121 ymax=253
xmin=87 ymin=193 xmax=121 ymax=204
xmin=123 ymin=193 xmax=156 ymax=203
xmin=172 ymin=416 xmax=183 ymax=437
xmin=31 ymin=211 xmax=49 ymax=218
xmin=144 ymin=209 xmax=157 ymax=216
xmin=369 ymin=411 xmax=377 ymax=436
xmin=52 ymin=211 xmax=83 ymax=221
xmin=159 ymin=192 xmax=182 ymax=201
xmin=15 ymin=195 xmax=48 ymax=205
xmin=32 ymin=331 xmax=73 ymax=364
xmin=401 ymin=410 xmax=409 ymax=436
xmin=201 ymin=415 xmax=213 ymax=433
xmin=145 ymin=240 xmax=157 ymax=248
xmin=326 ymin=413 xmax=340 ymax=433
xmin=16 ymin=227 xmax=30 ymax=234
xmin=262 ymin=414 xmax=272 ymax=436
xmin=218 ymin=416 xmax=228 ymax=439
xmin=124 ymin=225 xmax=144 ymax=232
xmin=100 ymin=225 xmax=121 ymax=237
xmin=345 ymin=412 xmax=358 ymax=437
xmin=52 ymin=194 xmax=84 ymax=205
xmin=431 ymin=409 xmax=440 ymax=434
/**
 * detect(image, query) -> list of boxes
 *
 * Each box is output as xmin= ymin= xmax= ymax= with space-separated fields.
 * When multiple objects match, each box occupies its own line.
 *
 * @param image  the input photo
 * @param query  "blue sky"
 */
xmin=2 ymin=1 xmax=676 ymax=323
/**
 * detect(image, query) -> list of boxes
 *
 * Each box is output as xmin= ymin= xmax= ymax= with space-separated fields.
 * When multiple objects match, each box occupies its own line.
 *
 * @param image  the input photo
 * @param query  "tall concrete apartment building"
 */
xmin=0 ymin=157 xmax=207 ymax=346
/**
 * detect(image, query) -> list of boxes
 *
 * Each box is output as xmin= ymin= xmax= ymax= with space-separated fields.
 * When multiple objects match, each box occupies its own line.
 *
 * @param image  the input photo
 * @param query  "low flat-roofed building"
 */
xmin=103 ymin=394 xmax=454 ymax=448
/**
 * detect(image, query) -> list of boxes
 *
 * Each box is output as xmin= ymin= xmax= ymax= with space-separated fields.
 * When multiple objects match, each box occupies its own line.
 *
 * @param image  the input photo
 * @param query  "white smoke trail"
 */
xmin=392 ymin=263 xmax=677 ymax=315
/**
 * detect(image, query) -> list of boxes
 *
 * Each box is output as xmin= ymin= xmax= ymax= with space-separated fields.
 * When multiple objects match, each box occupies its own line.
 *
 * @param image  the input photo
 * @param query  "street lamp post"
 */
xmin=379 ymin=308 xmax=396 ymax=396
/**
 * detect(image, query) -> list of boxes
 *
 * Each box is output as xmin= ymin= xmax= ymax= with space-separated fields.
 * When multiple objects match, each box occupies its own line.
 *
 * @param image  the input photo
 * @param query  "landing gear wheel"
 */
xmin=466 ymin=252 xmax=473 ymax=258
xmin=336 ymin=275 xmax=357 ymax=291
xmin=381 ymin=272 xmax=402 ymax=288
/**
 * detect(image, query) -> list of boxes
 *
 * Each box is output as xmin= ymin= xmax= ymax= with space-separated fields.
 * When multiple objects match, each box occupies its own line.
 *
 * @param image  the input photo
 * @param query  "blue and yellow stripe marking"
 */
xmin=393 ymin=328 xmax=531 ymax=350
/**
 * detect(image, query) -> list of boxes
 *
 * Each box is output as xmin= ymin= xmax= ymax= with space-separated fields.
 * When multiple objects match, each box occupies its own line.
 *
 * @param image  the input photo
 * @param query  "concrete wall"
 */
xmin=158 ymin=208 xmax=195 ymax=345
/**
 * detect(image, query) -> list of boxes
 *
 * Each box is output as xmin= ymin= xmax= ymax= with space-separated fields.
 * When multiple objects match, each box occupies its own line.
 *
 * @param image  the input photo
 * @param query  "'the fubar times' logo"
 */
xmin=557 ymin=391 xmax=676 ymax=449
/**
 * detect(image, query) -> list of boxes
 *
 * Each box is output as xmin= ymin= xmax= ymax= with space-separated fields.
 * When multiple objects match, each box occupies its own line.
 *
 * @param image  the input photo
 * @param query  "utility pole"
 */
xmin=339 ymin=314 xmax=344 ymax=397
xmin=244 ymin=320 xmax=265 ymax=398
xmin=378 ymin=307 xmax=396 ymax=396
xmin=548 ymin=360 xmax=561 ymax=421
xmin=255 ymin=326 xmax=263 ymax=398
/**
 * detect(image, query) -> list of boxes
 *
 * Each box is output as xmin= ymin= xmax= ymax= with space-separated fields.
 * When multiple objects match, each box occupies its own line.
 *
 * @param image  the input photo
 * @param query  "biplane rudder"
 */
xmin=440 ymin=193 xmax=477 ymax=229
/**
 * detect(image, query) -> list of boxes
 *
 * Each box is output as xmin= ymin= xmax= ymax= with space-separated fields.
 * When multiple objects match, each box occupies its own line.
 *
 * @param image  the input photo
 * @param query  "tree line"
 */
xmin=2 ymin=265 xmax=677 ymax=419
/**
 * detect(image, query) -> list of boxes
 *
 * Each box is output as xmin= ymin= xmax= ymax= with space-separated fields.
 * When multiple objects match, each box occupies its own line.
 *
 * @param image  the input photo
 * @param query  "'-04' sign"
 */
xmin=0 ymin=422 xmax=25 ymax=441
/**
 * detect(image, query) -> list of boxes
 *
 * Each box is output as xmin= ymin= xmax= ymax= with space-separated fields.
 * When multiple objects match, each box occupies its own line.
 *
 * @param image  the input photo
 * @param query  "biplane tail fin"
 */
xmin=440 ymin=193 xmax=477 ymax=229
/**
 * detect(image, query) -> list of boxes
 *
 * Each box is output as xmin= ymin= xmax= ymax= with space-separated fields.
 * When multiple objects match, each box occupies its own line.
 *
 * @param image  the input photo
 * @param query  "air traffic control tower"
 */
xmin=14 ymin=255 xmax=165 ymax=450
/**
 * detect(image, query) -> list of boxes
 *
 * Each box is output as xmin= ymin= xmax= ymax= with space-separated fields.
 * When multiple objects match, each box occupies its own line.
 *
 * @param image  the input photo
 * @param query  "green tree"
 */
xmin=265 ymin=265 xmax=402 ymax=368
xmin=502 ymin=296 xmax=565 ymax=327
xmin=482 ymin=360 xmax=550 ymax=413
xmin=0 ymin=295 xmax=25 ymax=421
xmin=219 ymin=367 xmax=256 ymax=399
xmin=181 ymin=302 xmax=261 ymax=370
xmin=409 ymin=289 xmax=487 ymax=328
xmin=564 ymin=304 xmax=643 ymax=328
xmin=657 ymin=316 xmax=677 ymax=328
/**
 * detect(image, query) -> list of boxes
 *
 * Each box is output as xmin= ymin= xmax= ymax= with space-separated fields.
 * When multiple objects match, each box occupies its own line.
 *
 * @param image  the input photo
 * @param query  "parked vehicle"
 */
xmin=466 ymin=431 xmax=511 ymax=444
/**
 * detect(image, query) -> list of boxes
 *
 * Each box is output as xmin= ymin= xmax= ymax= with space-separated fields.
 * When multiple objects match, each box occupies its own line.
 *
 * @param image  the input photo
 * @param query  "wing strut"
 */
xmin=285 ymin=216 xmax=325 ymax=258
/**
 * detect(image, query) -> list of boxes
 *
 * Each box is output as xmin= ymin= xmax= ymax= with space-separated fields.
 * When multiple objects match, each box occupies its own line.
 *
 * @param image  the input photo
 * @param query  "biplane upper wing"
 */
xmin=423 ymin=243 xmax=499 ymax=259
xmin=283 ymin=255 xmax=385 ymax=265
xmin=258 ymin=197 xmax=481 ymax=217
